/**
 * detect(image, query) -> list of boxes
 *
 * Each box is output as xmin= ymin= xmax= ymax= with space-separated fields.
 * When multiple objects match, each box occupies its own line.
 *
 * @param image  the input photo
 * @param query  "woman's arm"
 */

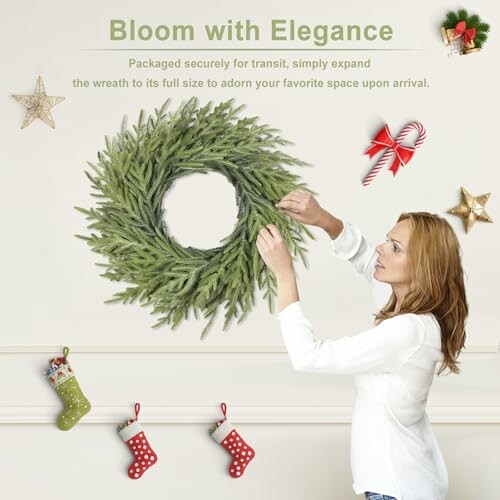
xmin=278 ymin=302 xmax=425 ymax=375
xmin=316 ymin=209 xmax=344 ymax=240
xmin=256 ymin=223 xmax=423 ymax=374
xmin=276 ymin=268 xmax=300 ymax=313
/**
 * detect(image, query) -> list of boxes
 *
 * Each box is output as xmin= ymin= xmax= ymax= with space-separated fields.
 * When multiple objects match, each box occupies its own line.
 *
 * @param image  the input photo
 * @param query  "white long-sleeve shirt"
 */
xmin=277 ymin=220 xmax=448 ymax=500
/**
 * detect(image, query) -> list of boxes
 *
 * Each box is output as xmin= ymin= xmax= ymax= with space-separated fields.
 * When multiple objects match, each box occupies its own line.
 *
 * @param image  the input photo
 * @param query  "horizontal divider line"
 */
xmin=1 ymin=345 xmax=498 ymax=354
xmin=1 ymin=405 xmax=499 ymax=424
xmin=0 ymin=345 xmax=284 ymax=354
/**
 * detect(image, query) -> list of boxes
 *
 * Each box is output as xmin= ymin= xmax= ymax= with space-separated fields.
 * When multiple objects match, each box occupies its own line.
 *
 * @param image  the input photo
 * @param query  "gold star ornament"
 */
xmin=447 ymin=186 xmax=494 ymax=233
xmin=12 ymin=76 xmax=65 ymax=129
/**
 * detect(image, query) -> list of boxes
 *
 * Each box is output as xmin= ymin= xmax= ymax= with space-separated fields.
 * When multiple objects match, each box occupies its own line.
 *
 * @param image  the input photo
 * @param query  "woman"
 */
xmin=256 ymin=189 xmax=468 ymax=500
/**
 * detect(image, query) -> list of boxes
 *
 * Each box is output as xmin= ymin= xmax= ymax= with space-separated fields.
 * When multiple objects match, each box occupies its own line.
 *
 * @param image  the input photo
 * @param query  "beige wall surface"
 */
xmin=1 ymin=0 xmax=499 ymax=499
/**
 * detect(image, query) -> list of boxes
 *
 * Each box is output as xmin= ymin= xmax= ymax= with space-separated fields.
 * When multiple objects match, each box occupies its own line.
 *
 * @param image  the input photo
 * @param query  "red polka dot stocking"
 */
xmin=209 ymin=402 xmax=255 ymax=478
xmin=119 ymin=403 xmax=158 ymax=479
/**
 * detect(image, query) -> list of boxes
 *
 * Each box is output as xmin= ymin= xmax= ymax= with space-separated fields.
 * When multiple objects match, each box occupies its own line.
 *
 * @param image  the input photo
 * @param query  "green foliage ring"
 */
xmin=75 ymin=98 xmax=314 ymax=338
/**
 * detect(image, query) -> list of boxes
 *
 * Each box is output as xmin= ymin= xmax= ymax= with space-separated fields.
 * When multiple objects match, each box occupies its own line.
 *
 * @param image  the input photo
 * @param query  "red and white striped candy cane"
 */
xmin=362 ymin=122 xmax=426 ymax=187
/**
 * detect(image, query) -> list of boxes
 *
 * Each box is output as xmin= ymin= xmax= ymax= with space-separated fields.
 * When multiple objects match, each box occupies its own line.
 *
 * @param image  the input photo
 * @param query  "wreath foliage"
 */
xmin=75 ymin=98 xmax=314 ymax=338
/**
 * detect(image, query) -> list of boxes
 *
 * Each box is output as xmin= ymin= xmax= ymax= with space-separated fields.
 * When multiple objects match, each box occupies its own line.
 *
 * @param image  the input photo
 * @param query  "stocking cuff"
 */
xmin=119 ymin=420 xmax=143 ymax=442
xmin=47 ymin=364 xmax=75 ymax=388
xmin=210 ymin=418 xmax=234 ymax=443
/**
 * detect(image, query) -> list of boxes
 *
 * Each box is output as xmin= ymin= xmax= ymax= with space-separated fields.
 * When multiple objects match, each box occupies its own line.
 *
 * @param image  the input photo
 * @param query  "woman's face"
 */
xmin=374 ymin=219 xmax=411 ymax=285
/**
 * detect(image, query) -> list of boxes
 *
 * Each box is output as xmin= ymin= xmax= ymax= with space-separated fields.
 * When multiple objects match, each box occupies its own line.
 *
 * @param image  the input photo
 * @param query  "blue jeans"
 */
xmin=365 ymin=492 xmax=397 ymax=500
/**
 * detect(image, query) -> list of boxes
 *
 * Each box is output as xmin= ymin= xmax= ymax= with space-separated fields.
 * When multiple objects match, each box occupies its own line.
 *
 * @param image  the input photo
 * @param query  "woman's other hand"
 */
xmin=256 ymin=224 xmax=294 ymax=278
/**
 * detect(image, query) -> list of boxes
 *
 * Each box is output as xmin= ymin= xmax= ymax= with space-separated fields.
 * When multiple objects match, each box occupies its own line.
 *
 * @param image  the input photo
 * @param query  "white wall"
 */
xmin=1 ymin=0 xmax=499 ymax=498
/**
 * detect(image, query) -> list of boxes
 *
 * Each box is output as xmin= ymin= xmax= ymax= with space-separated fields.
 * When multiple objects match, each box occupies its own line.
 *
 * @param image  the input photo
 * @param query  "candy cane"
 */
xmin=362 ymin=122 xmax=426 ymax=187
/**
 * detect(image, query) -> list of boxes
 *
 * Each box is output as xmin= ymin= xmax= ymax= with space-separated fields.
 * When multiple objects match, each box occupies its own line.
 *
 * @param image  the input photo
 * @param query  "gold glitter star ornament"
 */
xmin=12 ymin=76 xmax=65 ymax=129
xmin=447 ymin=186 xmax=493 ymax=233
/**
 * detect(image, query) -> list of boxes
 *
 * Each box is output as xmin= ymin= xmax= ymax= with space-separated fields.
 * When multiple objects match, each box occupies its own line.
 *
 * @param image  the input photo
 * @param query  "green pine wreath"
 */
xmin=442 ymin=9 xmax=490 ymax=48
xmin=75 ymin=98 xmax=314 ymax=339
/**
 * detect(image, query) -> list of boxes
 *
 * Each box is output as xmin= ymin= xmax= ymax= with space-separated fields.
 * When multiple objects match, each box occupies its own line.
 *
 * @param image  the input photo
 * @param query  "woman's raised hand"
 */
xmin=275 ymin=189 xmax=325 ymax=226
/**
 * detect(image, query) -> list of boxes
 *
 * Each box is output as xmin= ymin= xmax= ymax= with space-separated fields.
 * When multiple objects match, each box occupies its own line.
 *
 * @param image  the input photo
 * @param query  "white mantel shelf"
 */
xmin=0 ymin=345 xmax=498 ymax=355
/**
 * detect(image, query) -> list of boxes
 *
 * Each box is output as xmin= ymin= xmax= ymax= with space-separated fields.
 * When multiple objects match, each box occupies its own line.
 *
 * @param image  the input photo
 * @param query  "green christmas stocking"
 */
xmin=44 ymin=346 xmax=91 ymax=430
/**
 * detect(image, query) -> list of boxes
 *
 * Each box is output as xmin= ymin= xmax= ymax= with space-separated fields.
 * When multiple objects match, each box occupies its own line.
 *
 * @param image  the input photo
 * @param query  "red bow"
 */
xmin=364 ymin=125 xmax=415 ymax=176
xmin=453 ymin=21 xmax=476 ymax=45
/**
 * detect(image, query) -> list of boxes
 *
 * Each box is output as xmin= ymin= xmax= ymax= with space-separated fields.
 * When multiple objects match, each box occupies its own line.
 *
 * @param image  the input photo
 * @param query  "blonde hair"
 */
xmin=374 ymin=212 xmax=468 ymax=376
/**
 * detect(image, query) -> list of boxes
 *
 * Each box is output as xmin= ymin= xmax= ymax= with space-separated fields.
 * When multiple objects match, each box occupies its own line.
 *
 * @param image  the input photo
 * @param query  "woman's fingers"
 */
xmin=276 ymin=189 xmax=316 ymax=213
xmin=278 ymin=208 xmax=304 ymax=222
xmin=256 ymin=238 xmax=264 ymax=255
xmin=257 ymin=227 xmax=273 ymax=246
xmin=278 ymin=208 xmax=307 ymax=223
xmin=265 ymin=224 xmax=282 ymax=240
xmin=277 ymin=190 xmax=307 ymax=205
xmin=276 ymin=199 xmax=302 ymax=212
xmin=275 ymin=189 xmax=322 ymax=226
xmin=256 ymin=234 xmax=268 ymax=250
xmin=257 ymin=224 xmax=282 ymax=245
